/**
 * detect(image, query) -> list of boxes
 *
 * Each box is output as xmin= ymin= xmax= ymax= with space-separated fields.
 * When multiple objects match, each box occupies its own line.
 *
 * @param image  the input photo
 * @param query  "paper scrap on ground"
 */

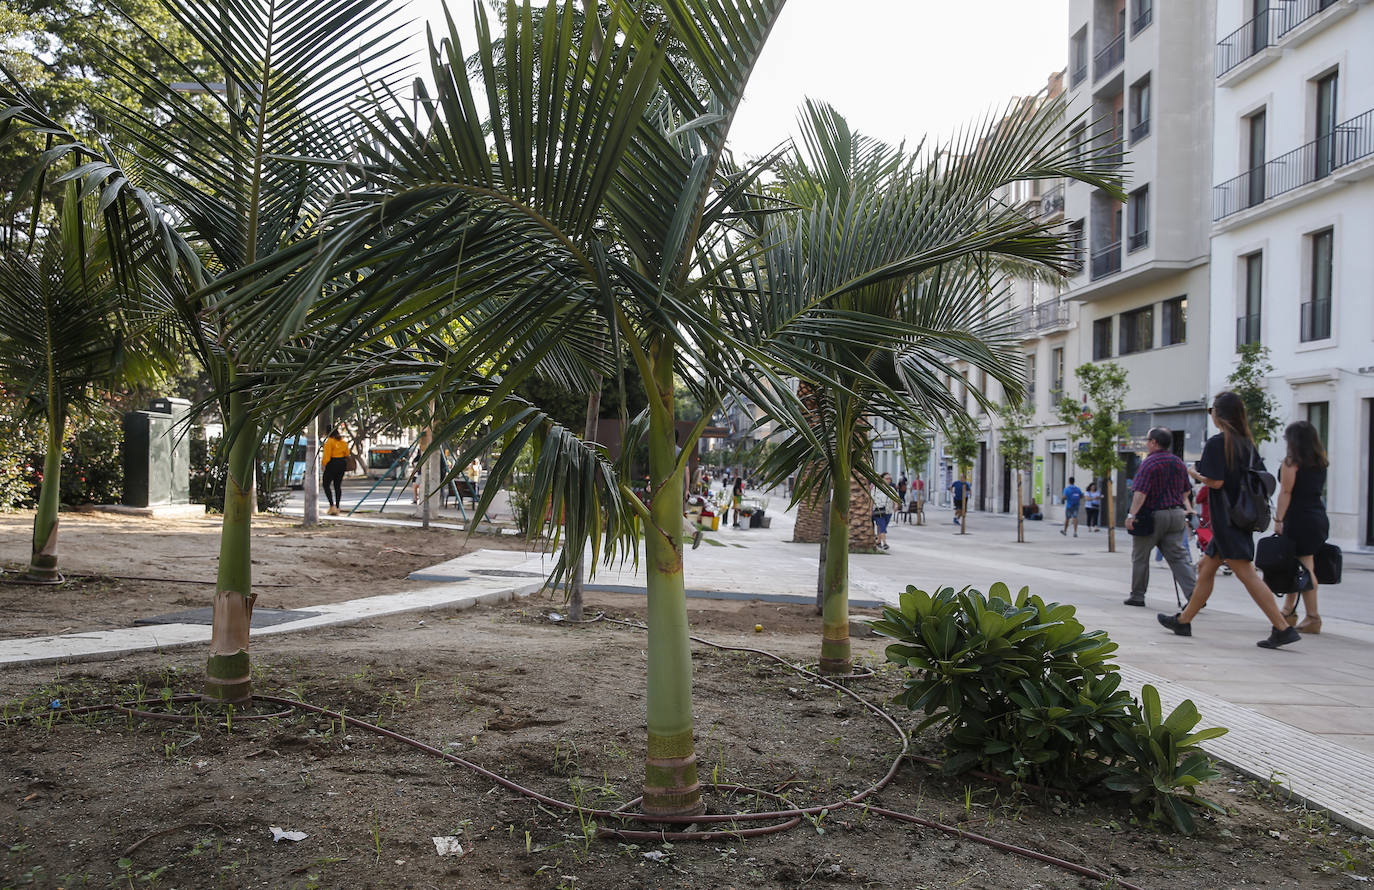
xmin=270 ymin=827 xmax=308 ymax=843
xmin=432 ymin=836 xmax=465 ymax=857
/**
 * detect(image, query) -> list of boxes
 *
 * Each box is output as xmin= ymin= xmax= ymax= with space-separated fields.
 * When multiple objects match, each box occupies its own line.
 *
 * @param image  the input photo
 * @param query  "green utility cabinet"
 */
xmin=122 ymin=398 xmax=192 ymax=507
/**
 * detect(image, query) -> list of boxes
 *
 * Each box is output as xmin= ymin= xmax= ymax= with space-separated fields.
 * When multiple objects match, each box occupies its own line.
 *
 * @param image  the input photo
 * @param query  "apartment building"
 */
xmin=1208 ymin=0 xmax=1374 ymax=549
xmin=1061 ymin=0 xmax=1216 ymax=524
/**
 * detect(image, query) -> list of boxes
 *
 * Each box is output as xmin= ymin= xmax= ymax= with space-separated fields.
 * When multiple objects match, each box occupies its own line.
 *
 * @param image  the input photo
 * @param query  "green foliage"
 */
xmin=0 ymin=388 xmax=44 ymax=510
xmin=946 ymin=423 xmax=980 ymax=479
xmin=1105 ymin=685 xmax=1229 ymax=834
xmin=997 ymin=401 xmax=1035 ymax=471
xmin=1058 ymin=362 xmax=1129 ymax=480
xmin=189 ymin=434 xmax=284 ymax=514
xmin=506 ymin=441 xmax=537 ymax=536
xmin=0 ymin=393 xmax=122 ymax=510
xmin=900 ymin=432 xmax=933 ymax=479
xmin=873 ymin=582 xmax=1228 ymax=833
xmin=1226 ymin=344 xmax=1281 ymax=446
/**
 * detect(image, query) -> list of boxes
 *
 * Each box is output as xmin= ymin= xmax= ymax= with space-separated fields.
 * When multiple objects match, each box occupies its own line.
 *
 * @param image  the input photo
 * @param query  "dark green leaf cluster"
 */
xmin=1226 ymin=343 xmax=1281 ymax=446
xmin=872 ymin=582 xmax=1228 ymax=833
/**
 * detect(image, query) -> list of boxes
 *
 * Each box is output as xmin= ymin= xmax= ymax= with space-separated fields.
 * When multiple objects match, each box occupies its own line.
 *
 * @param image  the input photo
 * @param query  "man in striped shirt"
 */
xmin=1123 ymin=428 xmax=1197 ymax=607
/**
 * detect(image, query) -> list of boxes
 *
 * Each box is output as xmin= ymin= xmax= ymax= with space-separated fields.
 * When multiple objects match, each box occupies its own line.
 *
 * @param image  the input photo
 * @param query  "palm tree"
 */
xmin=1 ymin=0 xmax=410 ymax=701
xmin=753 ymin=99 xmax=1122 ymax=673
xmin=0 ymin=184 xmax=170 ymax=581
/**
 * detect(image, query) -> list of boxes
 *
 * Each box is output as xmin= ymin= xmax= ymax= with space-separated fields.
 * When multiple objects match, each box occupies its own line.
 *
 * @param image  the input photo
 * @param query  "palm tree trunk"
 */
xmin=27 ymin=409 xmax=66 ymax=581
xmin=205 ymin=390 xmax=258 ymax=704
xmin=814 ymin=482 xmax=830 ymax=615
xmin=820 ymin=453 xmax=851 ymax=675
xmin=640 ymin=341 xmax=703 ymax=819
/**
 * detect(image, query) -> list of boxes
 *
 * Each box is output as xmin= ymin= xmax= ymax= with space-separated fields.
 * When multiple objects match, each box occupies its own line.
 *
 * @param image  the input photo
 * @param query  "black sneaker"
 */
xmin=1157 ymin=612 xmax=1191 ymax=636
xmin=1123 ymin=596 xmax=1146 ymax=607
xmin=1257 ymin=626 xmax=1301 ymax=649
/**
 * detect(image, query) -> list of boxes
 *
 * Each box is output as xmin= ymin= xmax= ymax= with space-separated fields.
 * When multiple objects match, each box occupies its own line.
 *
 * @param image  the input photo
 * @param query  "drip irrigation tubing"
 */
xmin=2 ymin=615 xmax=1145 ymax=890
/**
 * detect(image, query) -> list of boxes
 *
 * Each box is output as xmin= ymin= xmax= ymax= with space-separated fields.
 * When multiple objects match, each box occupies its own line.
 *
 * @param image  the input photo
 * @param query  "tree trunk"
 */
xmin=1016 ymin=470 xmax=1024 ymax=543
xmin=1105 ymin=477 xmax=1116 ymax=553
xmin=820 ymin=455 xmax=851 ymax=675
xmin=640 ymin=342 xmax=703 ymax=819
xmin=205 ymin=391 xmax=258 ymax=704
xmin=303 ymin=416 xmax=319 ymax=526
xmin=27 ymin=409 xmax=66 ymax=581
xmin=814 ymin=482 xmax=830 ymax=615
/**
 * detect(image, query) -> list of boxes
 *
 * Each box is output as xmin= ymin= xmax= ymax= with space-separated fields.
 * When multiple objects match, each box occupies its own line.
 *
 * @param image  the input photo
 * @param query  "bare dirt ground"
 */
xmin=1 ymin=512 xmax=1372 ymax=889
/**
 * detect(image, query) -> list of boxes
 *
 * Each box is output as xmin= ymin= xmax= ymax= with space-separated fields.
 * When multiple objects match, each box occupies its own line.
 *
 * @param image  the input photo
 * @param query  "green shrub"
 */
xmin=873 ymin=583 xmax=1228 ymax=833
xmin=1 ymin=392 xmax=123 ymax=510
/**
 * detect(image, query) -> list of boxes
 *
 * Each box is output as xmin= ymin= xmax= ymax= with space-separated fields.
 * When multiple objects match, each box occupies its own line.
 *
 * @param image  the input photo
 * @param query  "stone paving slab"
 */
xmin=1119 ymin=664 xmax=1374 ymax=834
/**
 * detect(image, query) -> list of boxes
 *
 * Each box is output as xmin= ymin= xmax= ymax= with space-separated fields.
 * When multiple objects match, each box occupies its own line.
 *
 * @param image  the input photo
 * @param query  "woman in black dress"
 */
xmin=1158 ymin=392 xmax=1299 ymax=649
xmin=1276 ymin=420 xmax=1329 ymax=634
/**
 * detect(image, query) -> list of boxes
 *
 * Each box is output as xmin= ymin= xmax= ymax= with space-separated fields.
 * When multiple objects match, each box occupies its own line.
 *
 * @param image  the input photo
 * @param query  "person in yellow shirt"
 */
xmin=321 ymin=428 xmax=349 ymax=515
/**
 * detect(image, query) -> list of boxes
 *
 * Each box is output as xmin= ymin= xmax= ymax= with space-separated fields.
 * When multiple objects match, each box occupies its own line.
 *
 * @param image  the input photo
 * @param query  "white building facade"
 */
xmin=1208 ymin=0 xmax=1374 ymax=550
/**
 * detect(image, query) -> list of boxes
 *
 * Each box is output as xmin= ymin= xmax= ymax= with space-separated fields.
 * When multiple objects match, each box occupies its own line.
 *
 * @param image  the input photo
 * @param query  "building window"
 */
xmin=1302 ymin=228 xmax=1333 ymax=342
xmin=1050 ymin=347 xmax=1065 ymax=406
xmin=1070 ymin=28 xmax=1088 ymax=87
xmin=1244 ymin=109 xmax=1267 ymax=210
xmin=1127 ymin=186 xmax=1149 ymax=252
xmin=1305 ymin=402 xmax=1329 ymax=449
xmin=1119 ymin=306 xmax=1153 ymax=355
xmin=1132 ymin=0 xmax=1153 ymax=35
xmin=1025 ymin=353 xmax=1037 ymax=406
xmin=1314 ymin=70 xmax=1339 ymax=180
xmin=1161 ymin=296 xmax=1187 ymax=346
xmin=1092 ymin=317 xmax=1113 ymax=360
xmin=1238 ymin=252 xmax=1262 ymax=348
xmin=1129 ymin=75 xmax=1151 ymax=143
xmin=1067 ymin=218 xmax=1085 ymax=272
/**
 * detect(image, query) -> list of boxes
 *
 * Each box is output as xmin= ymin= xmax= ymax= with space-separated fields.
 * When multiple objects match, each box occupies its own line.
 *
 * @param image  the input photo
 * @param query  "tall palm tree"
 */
xmin=1 ymin=0 xmax=410 ymax=701
xmin=754 ymin=99 xmax=1122 ymax=674
xmin=0 ymin=184 xmax=171 ymax=581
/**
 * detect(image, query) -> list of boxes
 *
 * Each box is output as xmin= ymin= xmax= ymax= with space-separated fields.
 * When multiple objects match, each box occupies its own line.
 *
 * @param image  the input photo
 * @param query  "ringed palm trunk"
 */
xmin=640 ymin=341 xmax=704 ymax=819
xmin=27 ymin=407 xmax=66 ymax=582
xmin=819 ymin=450 xmax=851 ymax=675
xmin=205 ymin=389 xmax=259 ymax=704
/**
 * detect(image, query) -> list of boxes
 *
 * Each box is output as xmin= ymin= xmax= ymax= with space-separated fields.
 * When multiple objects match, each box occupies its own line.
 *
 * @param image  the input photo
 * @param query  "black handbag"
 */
xmin=1127 ymin=508 xmax=1154 ymax=536
xmin=1315 ymin=543 xmax=1342 ymax=585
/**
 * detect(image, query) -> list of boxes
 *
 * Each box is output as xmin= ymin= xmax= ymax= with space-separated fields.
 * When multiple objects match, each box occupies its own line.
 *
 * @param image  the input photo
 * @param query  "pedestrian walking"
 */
xmin=896 ymin=475 xmax=908 ymax=510
xmin=949 ymin=476 xmax=970 ymax=526
xmin=873 ymin=473 xmax=893 ymax=549
xmin=1061 ymin=476 xmax=1083 ymax=537
xmin=321 ymin=427 xmax=349 ymax=516
xmin=1157 ymin=392 xmax=1299 ymax=649
xmin=1276 ymin=420 xmax=1329 ymax=634
xmin=1083 ymin=481 xmax=1101 ymax=531
xmin=1122 ymin=428 xmax=1197 ymax=607
xmin=731 ymin=477 xmax=744 ymax=528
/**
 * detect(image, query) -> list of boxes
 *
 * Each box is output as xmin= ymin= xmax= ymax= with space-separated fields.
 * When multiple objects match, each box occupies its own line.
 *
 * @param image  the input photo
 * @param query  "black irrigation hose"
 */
xmin=1 ymin=617 xmax=1145 ymax=890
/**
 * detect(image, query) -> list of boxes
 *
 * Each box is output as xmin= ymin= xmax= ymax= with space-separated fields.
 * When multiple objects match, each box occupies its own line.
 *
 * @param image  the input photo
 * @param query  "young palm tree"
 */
xmin=753 ymin=99 xmax=1122 ymax=673
xmin=0 ymin=185 xmax=170 ymax=581
xmin=1 ymin=0 xmax=410 ymax=701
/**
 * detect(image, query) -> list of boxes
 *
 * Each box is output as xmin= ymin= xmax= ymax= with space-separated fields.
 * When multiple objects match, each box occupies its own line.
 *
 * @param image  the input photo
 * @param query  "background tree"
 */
xmin=0 ymin=184 xmax=170 ymax=580
xmin=998 ymin=399 xmax=1035 ymax=543
xmin=899 ymin=430 xmax=933 ymax=489
xmin=1058 ymin=362 xmax=1129 ymax=552
xmin=945 ymin=419 xmax=979 ymax=535
xmin=1227 ymin=343 xmax=1281 ymax=446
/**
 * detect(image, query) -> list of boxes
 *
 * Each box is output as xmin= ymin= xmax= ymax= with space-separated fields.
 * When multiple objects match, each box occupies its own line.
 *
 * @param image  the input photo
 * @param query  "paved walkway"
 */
xmin=3 ymin=496 xmax=1372 ymax=832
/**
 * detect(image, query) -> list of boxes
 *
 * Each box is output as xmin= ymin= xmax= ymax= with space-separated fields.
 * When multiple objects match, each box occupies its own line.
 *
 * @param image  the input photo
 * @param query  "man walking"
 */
xmin=1061 ymin=476 xmax=1083 ymax=537
xmin=1123 ymin=428 xmax=1197 ymax=607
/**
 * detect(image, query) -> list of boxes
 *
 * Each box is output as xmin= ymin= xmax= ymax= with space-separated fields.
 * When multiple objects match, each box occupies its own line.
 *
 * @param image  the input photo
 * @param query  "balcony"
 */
xmin=1213 ymin=108 xmax=1373 ymax=221
xmin=1300 ymin=299 xmax=1331 ymax=342
xmin=1236 ymin=313 xmax=1261 ymax=347
xmin=1094 ymin=127 xmax=1125 ymax=166
xmin=1216 ymin=0 xmax=1343 ymax=78
xmin=1129 ymin=118 xmax=1150 ymax=144
xmin=1039 ymin=184 xmax=1064 ymax=219
xmin=1127 ymin=229 xmax=1149 ymax=253
xmin=1033 ymin=298 xmax=1071 ymax=331
xmin=1070 ymin=63 xmax=1087 ymax=88
xmin=1090 ymin=241 xmax=1121 ymax=280
xmin=1093 ymin=32 xmax=1125 ymax=82
xmin=1131 ymin=5 xmax=1153 ymax=36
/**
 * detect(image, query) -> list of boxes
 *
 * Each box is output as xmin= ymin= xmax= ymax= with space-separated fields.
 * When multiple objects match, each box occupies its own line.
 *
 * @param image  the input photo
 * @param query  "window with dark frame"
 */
xmin=1051 ymin=347 xmax=1064 ymax=405
xmin=1092 ymin=317 xmax=1113 ymax=360
xmin=1119 ymin=305 xmax=1153 ymax=355
xmin=1129 ymin=75 xmax=1151 ymax=142
xmin=1302 ymin=228 xmax=1333 ymax=341
xmin=1127 ymin=186 xmax=1149 ymax=252
xmin=1161 ymin=296 xmax=1187 ymax=346
xmin=1238 ymin=252 xmax=1262 ymax=348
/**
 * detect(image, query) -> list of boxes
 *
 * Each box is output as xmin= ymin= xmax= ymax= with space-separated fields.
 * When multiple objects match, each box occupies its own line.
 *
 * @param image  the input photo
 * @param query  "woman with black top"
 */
xmin=1158 ymin=391 xmax=1299 ymax=649
xmin=1276 ymin=420 xmax=1329 ymax=634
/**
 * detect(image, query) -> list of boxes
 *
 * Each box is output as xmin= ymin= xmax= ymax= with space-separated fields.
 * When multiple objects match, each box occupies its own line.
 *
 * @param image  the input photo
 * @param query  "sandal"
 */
xmin=1281 ymin=606 xmax=1299 ymax=628
xmin=1296 ymin=615 xmax=1321 ymax=634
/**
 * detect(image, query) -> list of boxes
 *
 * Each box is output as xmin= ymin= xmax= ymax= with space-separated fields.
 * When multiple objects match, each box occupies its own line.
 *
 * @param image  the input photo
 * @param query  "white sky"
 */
xmin=407 ymin=0 xmax=1070 ymax=157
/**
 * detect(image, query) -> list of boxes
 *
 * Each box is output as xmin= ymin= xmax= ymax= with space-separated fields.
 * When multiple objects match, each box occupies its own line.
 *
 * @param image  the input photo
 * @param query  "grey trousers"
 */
xmin=1130 ymin=507 xmax=1197 ymax=598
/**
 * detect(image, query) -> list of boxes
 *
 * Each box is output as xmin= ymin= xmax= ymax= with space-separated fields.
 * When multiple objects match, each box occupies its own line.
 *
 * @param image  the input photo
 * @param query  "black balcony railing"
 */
xmin=1039 ymin=184 xmax=1064 ymax=218
xmin=1236 ymin=313 xmax=1261 ymax=347
xmin=1300 ymin=299 xmax=1332 ymax=342
xmin=1132 ymin=5 xmax=1153 ymax=36
xmin=1034 ymin=298 xmax=1070 ymax=330
xmin=1127 ymin=229 xmax=1149 ymax=253
xmin=1071 ymin=63 xmax=1087 ymax=88
xmin=1216 ymin=0 xmax=1343 ymax=77
xmin=1130 ymin=118 xmax=1150 ymax=143
xmin=1213 ymin=107 xmax=1374 ymax=220
xmin=1094 ymin=127 xmax=1125 ymax=165
xmin=1090 ymin=241 xmax=1121 ymax=280
xmin=1093 ymin=32 xmax=1125 ymax=82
